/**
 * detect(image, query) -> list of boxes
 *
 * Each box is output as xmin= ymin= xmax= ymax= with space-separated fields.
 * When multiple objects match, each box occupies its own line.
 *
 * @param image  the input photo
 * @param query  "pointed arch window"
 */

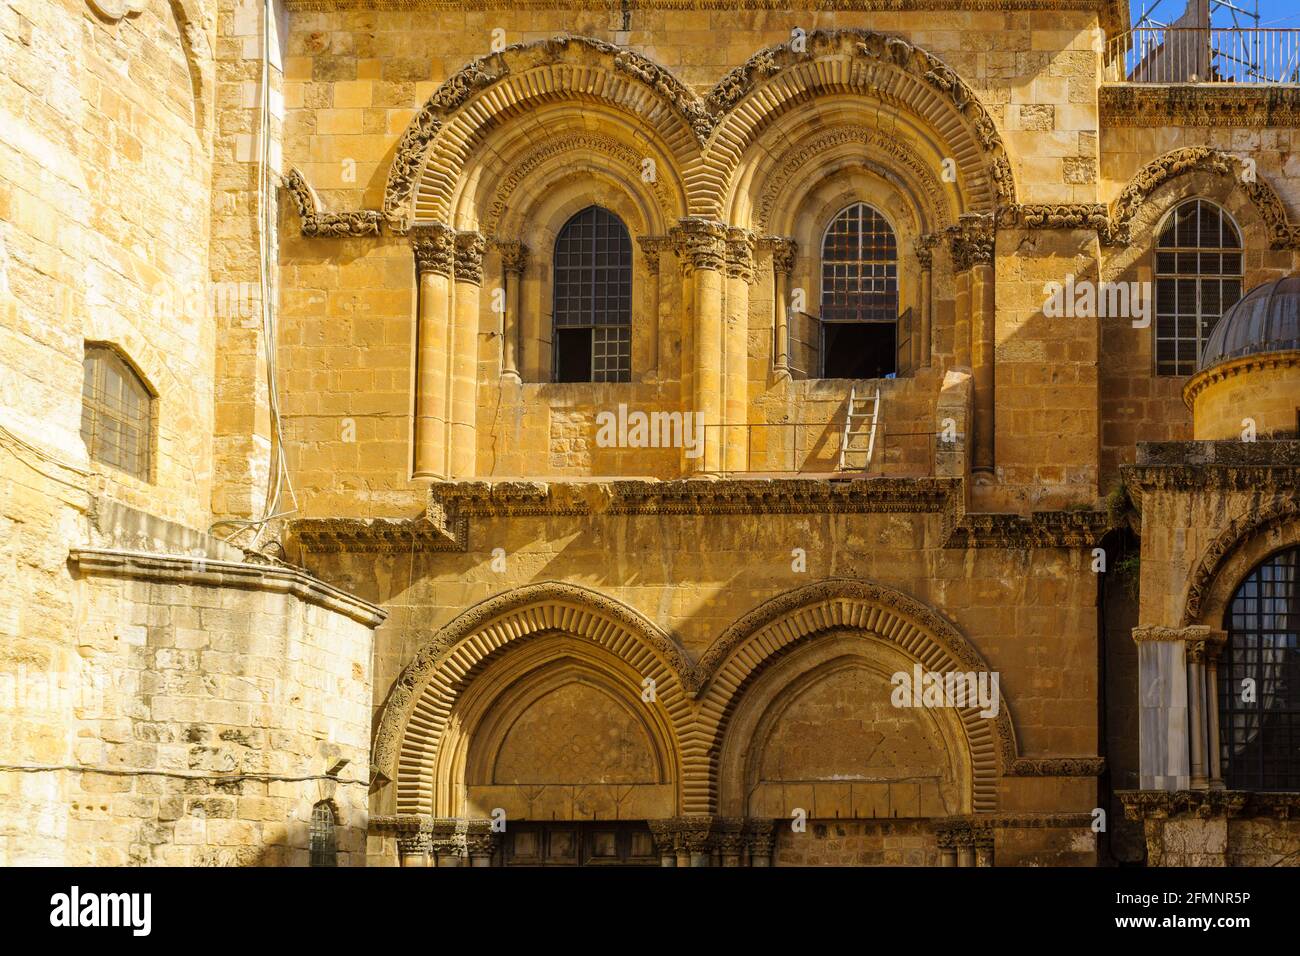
xmin=1155 ymin=199 xmax=1243 ymax=375
xmin=1219 ymin=546 xmax=1300 ymax=790
xmin=819 ymin=202 xmax=899 ymax=379
xmin=310 ymin=801 xmax=338 ymax=866
xmin=552 ymin=206 xmax=633 ymax=383
xmin=80 ymin=345 xmax=152 ymax=481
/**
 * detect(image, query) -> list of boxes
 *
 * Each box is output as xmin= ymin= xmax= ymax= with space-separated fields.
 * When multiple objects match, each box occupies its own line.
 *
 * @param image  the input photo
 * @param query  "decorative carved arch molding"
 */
xmin=690 ymin=580 xmax=1018 ymax=814
xmin=1183 ymin=498 xmax=1300 ymax=626
xmin=373 ymin=582 xmax=696 ymax=816
xmin=284 ymin=168 xmax=383 ymax=238
xmin=1105 ymin=146 xmax=1298 ymax=250
xmin=383 ymin=36 xmax=709 ymax=229
xmin=706 ymin=30 xmax=1016 ymax=221
xmin=476 ymin=130 xmax=684 ymax=239
xmin=749 ymin=124 xmax=956 ymax=237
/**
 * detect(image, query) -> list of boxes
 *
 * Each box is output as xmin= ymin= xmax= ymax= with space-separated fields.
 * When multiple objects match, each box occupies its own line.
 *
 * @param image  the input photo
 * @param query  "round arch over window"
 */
xmin=1154 ymin=199 xmax=1242 ymax=376
xmin=81 ymin=344 xmax=153 ymax=481
xmin=819 ymin=202 xmax=899 ymax=379
xmin=1219 ymin=546 xmax=1300 ymax=790
xmin=552 ymin=205 xmax=633 ymax=383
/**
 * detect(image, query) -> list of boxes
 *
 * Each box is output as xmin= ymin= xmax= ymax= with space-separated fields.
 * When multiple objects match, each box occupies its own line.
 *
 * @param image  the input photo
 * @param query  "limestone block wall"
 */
xmin=0 ymin=0 xmax=219 ymax=866
xmin=61 ymin=546 xmax=381 ymax=866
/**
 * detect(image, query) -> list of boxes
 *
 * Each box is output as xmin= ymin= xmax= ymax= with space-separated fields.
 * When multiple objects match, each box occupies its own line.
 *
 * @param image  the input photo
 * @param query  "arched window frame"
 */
xmin=1153 ymin=198 xmax=1243 ymax=376
xmin=551 ymin=205 xmax=634 ymax=383
xmin=80 ymin=343 xmax=155 ymax=483
xmin=816 ymin=202 xmax=902 ymax=380
xmin=1219 ymin=545 xmax=1300 ymax=791
xmin=309 ymin=800 xmax=338 ymax=867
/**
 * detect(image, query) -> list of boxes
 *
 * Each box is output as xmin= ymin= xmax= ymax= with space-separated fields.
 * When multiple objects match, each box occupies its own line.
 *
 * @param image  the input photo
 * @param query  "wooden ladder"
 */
xmin=838 ymin=385 xmax=880 ymax=472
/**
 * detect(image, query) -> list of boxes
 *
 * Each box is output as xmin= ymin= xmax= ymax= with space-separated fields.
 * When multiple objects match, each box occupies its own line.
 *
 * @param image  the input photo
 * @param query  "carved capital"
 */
xmin=671 ymin=218 xmax=727 ymax=273
xmin=766 ymin=237 xmax=797 ymax=276
xmin=497 ymin=240 xmax=529 ymax=275
xmin=453 ymin=232 xmax=486 ymax=285
xmin=411 ymin=223 xmax=456 ymax=277
xmin=915 ymin=233 xmax=939 ymax=270
xmin=637 ymin=235 xmax=670 ymax=276
xmin=947 ymin=214 xmax=994 ymax=271
xmin=725 ymin=227 xmax=756 ymax=282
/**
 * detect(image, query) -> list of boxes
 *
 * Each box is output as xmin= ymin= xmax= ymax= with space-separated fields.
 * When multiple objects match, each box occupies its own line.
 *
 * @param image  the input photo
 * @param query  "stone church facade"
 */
xmin=2 ymin=0 xmax=1299 ymax=866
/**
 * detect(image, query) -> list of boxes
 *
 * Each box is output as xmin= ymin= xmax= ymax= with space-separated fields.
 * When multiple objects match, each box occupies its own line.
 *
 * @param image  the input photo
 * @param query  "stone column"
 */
xmin=769 ymin=238 xmax=796 ymax=381
xmin=1206 ymin=639 xmax=1225 ymax=789
xmin=948 ymin=215 xmax=995 ymax=476
xmin=973 ymin=825 xmax=995 ymax=867
xmin=411 ymin=224 xmax=455 ymax=480
xmin=675 ymin=219 xmax=726 ymax=474
xmin=915 ymin=236 xmax=935 ymax=369
xmin=1188 ymin=641 xmax=1208 ymax=789
xmin=498 ymin=241 xmax=527 ymax=384
xmin=717 ymin=818 xmax=745 ymax=867
xmin=680 ymin=815 xmax=716 ymax=867
xmin=637 ymin=236 xmax=665 ymax=382
xmin=724 ymin=228 xmax=755 ymax=474
xmin=1132 ymin=626 xmax=1198 ymax=790
xmin=448 ymin=232 xmax=485 ymax=479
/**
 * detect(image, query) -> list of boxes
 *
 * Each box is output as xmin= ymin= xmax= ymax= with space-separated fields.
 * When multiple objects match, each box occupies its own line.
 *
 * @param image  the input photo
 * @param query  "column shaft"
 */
xmin=724 ymin=228 xmax=754 ymax=473
xmin=971 ymin=261 xmax=995 ymax=474
xmin=448 ymin=232 xmax=485 ymax=479
xmin=411 ymin=225 xmax=454 ymax=480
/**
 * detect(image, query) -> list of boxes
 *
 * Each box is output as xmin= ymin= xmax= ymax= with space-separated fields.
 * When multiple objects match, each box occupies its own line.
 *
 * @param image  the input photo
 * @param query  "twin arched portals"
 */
xmin=373 ymin=580 xmax=1017 ymax=820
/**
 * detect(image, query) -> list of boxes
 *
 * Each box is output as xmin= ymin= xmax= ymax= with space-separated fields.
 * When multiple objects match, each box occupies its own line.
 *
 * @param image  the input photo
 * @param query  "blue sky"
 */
xmin=1129 ymin=0 xmax=1300 ymax=28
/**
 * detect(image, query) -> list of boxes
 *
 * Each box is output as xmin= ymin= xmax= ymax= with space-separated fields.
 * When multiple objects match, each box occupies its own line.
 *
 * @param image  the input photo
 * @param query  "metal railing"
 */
xmin=1105 ymin=28 xmax=1300 ymax=84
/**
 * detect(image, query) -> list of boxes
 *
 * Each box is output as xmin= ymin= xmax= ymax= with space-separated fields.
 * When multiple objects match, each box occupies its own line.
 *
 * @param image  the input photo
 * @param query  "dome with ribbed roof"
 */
xmin=1198 ymin=275 xmax=1300 ymax=371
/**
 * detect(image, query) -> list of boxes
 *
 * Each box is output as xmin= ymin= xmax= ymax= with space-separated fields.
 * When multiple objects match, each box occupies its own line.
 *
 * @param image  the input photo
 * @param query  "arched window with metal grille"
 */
xmin=1219 ymin=546 xmax=1300 ymax=790
xmin=819 ymin=202 xmax=900 ymax=379
xmin=1154 ymin=199 xmax=1243 ymax=376
xmin=80 ymin=344 xmax=153 ymax=481
xmin=552 ymin=206 xmax=633 ymax=383
xmin=309 ymin=801 xmax=338 ymax=866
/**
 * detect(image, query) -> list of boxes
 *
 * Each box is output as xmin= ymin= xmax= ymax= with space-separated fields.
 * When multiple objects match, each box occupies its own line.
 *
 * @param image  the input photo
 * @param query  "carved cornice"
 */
xmin=411 ymin=222 xmax=456 ymax=276
xmin=1123 ymin=441 xmax=1300 ymax=495
xmin=1183 ymin=350 xmax=1300 ymax=408
xmin=283 ymin=168 xmax=383 ymax=238
xmin=946 ymin=213 xmax=995 ymax=271
xmin=289 ymin=513 xmax=467 ymax=553
xmin=725 ymin=227 xmax=756 ymax=282
xmin=1007 ymin=757 xmax=1106 ymax=777
xmin=1182 ymin=496 xmax=1300 ymax=625
xmin=453 ymin=232 xmax=486 ymax=284
xmin=996 ymin=202 xmax=1110 ymax=232
xmin=1131 ymin=624 xmax=1224 ymax=645
xmin=941 ymin=509 xmax=1113 ymax=549
xmin=68 ymin=548 xmax=387 ymax=627
xmin=1100 ymin=85 xmax=1300 ymax=131
xmin=1117 ymin=789 xmax=1300 ymax=821
xmin=1106 ymin=146 xmax=1297 ymax=249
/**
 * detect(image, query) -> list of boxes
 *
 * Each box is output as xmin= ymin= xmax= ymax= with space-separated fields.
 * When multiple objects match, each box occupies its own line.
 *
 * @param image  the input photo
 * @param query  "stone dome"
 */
xmin=1198 ymin=275 xmax=1300 ymax=371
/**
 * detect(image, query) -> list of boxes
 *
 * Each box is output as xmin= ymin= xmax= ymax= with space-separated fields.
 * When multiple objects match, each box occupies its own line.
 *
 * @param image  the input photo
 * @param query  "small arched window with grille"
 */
xmin=1219 ymin=546 xmax=1300 ymax=790
xmin=552 ymin=205 xmax=633 ymax=383
xmin=80 ymin=345 xmax=152 ymax=481
xmin=819 ymin=202 xmax=900 ymax=379
xmin=309 ymin=801 xmax=338 ymax=867
xmin=1154 ymin=199 xmax=1243 ymax=376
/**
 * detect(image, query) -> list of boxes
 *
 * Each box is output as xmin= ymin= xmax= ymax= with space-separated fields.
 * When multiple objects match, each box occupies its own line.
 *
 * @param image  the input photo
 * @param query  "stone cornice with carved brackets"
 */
xmin=1100 ymin=85 xmax=1300 ymax=130
xmin=1008 ymin=756 xmax=1106 ymax=777
xmin=283 ymin=168 xmax=383 ymax=238
xmin=288 ymin=478 xmax=1115 ymax=553
xmin=1123 ymin=440 xmax=1300 ymax=498
xmin=1117 ymin=789 xmax=1300 ymax=821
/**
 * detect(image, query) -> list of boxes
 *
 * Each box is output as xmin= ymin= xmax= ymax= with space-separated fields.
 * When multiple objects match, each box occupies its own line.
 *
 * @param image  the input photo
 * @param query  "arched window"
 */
xmin=552 ymin=206 xmax=633 ymax=383
xmin=1154 ymin=199 xmax=1242 ymax=375
xmin=80 ymin=345 xmax=152 ymax=481
xmin=310 ymin=801 xmax=338 ymax=866
xmin=820 ymin=202 xmax=899 ymax=379
xmin=1219 ymin=546 xmax=1300 ymax=790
